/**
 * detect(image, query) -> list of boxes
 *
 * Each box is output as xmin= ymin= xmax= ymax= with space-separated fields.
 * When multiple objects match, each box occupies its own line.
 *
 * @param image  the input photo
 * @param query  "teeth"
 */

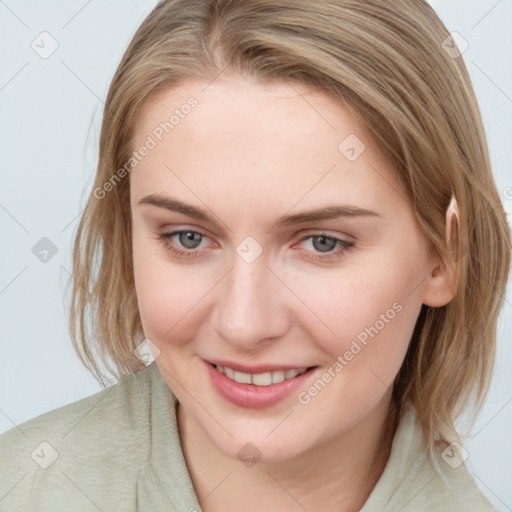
xmin=234 ymin=371 xmax=252 ymax=384
xmin=223 ymin=366 xmax=235 ymax=379
xmin=285 ymin=369 xmax=301 ymax=379
xmin=215 ymin=365 xmax=307 ymax=386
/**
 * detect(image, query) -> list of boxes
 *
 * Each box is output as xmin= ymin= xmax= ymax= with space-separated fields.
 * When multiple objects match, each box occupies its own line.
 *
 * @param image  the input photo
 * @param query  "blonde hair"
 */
xmin=69 ymin=0 xmax=511 ymax=454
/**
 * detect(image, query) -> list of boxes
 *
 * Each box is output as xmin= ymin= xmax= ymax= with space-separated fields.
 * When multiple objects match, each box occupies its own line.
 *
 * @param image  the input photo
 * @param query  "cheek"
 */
xmin=132 ymin=233 xmax=217 ymax=345
xmin=296 ymin=259 xmax=422 ymax=382
xmin=291 ymin=267 xmax=421 ymax=420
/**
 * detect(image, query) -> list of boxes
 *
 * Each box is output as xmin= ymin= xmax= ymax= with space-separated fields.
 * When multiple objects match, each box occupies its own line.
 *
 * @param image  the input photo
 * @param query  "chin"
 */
xmin=209 ymin=424 xmax=312 ymax=464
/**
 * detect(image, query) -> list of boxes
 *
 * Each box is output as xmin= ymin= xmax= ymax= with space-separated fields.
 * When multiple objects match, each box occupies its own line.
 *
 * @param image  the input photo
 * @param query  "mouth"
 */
xmin=205 ymin=360 xmax=319 ymax=409
xmin=210 ymin=362 xmax=317 ymax=386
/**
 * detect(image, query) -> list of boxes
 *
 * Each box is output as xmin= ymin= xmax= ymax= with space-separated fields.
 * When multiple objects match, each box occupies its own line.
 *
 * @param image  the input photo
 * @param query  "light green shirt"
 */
xmin=0 ymin=362 xmax=497 ymax=511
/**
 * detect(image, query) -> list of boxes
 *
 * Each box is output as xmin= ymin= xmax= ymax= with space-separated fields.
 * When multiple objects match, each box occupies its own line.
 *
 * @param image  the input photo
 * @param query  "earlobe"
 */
xmin=421 ymin=195 xmax=459 ymax=308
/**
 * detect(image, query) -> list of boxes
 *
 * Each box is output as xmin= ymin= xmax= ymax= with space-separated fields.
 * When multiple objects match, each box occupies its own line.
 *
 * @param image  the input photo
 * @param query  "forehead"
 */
xmin=134 ymin=76 xmax=365 ymax=150
xmin=129 ymin=77 xmax=405 ymax=217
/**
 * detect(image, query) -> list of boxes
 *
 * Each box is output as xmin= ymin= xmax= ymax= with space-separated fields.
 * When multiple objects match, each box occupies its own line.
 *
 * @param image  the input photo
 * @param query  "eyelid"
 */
xmin=160 ymin=225 xmax=354 ymax=243
xmin=159 ymin=225 xmax=217 ymax=244
xmin=296 ymin=227 xmax=354 ymax=242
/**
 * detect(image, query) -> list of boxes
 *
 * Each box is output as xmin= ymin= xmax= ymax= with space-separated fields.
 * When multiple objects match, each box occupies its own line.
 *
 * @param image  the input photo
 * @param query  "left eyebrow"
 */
xmin=137 ymin=193 xmax=381 ymax=226
xmin=274 ymin=205 xmax=381 ymax=226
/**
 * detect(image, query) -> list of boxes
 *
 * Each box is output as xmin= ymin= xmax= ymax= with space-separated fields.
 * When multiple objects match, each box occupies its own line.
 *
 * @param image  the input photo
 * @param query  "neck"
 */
xmin=177 ymin=393 xmax=397 ymax=512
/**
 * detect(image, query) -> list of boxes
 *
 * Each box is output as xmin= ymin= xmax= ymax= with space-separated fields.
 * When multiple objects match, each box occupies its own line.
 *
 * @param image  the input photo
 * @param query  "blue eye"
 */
xmin=173 ymin=231 xmax=203 ymax=249
xmin=157 ymin=230 xmax=209 ymax=258
xmin=296 ymin=233 xmax=354 ymax=261
xmin=156 ymin=230 xmax=353 ymax=261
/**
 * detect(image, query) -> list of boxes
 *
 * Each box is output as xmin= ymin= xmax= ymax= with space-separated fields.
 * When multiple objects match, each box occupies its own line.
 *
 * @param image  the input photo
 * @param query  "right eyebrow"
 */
xmin=138 ymin=194 xmax=210 ymax=221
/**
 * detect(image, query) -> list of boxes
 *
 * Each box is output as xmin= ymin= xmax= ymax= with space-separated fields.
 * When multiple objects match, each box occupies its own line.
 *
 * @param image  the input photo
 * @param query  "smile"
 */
xmin=204 ymin=359 xmax=319 ymax=409
xmin=214 ymin=364 xmax=308 ymax=386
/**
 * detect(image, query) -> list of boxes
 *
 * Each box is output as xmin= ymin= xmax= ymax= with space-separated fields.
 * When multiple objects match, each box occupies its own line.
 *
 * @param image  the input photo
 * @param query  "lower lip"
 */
xmin=204 ymin=360 xmax=318 ymax=409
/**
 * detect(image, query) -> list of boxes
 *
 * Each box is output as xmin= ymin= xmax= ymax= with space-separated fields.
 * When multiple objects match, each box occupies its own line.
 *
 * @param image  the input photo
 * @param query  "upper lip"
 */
xmin=205 ymin=358 xmax=315 ymax=374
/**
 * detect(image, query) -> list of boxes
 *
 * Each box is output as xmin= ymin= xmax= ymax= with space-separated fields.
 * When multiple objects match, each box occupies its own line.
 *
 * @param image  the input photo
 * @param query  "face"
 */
xmin=129 ymin=76 xmax=448 ymax=463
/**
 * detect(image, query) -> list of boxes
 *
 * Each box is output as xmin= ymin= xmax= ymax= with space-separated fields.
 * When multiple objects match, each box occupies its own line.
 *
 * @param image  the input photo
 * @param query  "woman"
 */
xmin=0 ymin=1 xmax=509 ymax=510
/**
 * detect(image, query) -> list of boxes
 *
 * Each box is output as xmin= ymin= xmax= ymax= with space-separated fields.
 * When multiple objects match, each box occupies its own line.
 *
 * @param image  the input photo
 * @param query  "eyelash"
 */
xmin=156 ymin=229 xmax=354 ymax=262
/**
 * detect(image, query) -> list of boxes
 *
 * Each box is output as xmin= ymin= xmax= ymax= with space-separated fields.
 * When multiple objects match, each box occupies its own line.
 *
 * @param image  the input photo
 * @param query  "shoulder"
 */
xmin=362 ymin=403 xmax=499 ymax=512
xmin=0 ymin=364 xmax=155 ymax=511
xmin=426 ymin=440 xmax=499 ymax=512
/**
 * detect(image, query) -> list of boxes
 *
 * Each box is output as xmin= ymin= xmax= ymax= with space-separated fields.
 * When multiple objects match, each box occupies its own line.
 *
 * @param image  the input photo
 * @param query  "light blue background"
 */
xmin=0 ymin=1 xmax=510 ymax=509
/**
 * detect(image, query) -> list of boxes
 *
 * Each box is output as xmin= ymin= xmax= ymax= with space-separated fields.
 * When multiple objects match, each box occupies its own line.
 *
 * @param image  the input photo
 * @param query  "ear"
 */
xmin=421 ymin=195 xmax=459 ymax=307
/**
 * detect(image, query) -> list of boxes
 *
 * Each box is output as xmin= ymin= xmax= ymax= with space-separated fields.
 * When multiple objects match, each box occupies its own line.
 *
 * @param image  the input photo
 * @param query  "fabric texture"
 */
xmin=0 ymin=362 xmax=497 ymax=511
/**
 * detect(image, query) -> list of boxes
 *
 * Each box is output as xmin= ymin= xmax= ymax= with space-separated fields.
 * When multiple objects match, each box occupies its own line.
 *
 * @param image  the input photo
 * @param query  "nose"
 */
xmin=210 ymin=252 xmax=291 ymax=350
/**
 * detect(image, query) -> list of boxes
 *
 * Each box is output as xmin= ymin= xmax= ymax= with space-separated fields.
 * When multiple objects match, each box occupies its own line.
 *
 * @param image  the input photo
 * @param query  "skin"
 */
xmin=129 ymin=75 xmax=455 ymax=512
